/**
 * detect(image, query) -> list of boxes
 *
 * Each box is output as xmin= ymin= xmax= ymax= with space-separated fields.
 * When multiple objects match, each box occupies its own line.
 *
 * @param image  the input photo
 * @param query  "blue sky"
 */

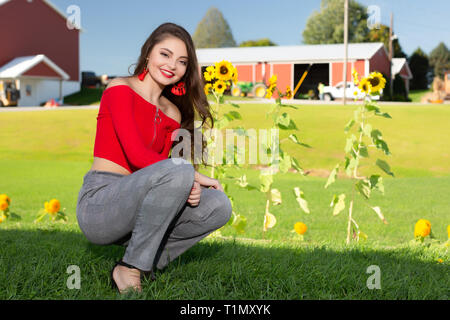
xmin=51 ymin=0 xmax=450 ymax=76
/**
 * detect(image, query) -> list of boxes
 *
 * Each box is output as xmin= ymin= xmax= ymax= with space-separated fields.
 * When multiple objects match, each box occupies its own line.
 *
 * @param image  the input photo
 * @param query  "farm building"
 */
xmin=196 ymin=42 xmax=412 ymax=98
xmin=0 ymin=0 xmax=81 ymax=106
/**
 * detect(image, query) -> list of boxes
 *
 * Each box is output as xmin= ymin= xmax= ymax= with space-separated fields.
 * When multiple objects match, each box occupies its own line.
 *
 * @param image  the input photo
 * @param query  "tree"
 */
xmin=192 ymin=7 xmax=236 ymax=48
xmin=365 ymin=24 xmax=406 ymax=58
xmin=408 ymin=48 xmax=429 ymax=90
xmin=429 ymin=42 xmax=450 ymax=79
xmin=239 ymin=38 xmax=277 ymax=47
xmin=302 ymin=0 xmax=369 ymax=44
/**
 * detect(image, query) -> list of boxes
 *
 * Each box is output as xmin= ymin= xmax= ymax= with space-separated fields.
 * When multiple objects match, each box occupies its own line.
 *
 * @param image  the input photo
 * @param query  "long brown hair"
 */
xmin=128 ymin=22 xmax=213 ymax=171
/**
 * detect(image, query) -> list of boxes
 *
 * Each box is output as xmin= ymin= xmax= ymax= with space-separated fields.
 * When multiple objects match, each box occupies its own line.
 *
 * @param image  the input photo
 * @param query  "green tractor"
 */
xmin=231 ymin=81 xmax=267 ymax=98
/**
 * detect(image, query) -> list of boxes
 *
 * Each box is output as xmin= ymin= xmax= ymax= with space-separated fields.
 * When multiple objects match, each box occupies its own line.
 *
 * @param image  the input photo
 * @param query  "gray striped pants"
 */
xmin=76 ymin=158 xmax=232 ymax=272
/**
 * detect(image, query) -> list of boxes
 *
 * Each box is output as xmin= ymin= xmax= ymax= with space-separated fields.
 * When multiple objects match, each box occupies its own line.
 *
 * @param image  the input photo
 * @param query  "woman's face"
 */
xmin=147 ymin=36 xmax=189 ymax=86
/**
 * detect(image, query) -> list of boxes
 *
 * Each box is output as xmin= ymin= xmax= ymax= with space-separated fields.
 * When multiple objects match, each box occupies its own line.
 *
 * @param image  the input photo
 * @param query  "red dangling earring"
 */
xmin=171 ymin=81 xmax=186 ymax=96
xmin=138 ymin=66 xmax=148 ymax=81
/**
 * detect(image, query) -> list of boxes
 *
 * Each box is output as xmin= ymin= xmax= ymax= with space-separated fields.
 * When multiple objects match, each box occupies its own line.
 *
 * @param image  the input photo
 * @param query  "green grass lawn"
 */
xmin=0 ymin=104 xmax=448 ymax=299
xmin=409 ymin=89 xmax=432 ymax=103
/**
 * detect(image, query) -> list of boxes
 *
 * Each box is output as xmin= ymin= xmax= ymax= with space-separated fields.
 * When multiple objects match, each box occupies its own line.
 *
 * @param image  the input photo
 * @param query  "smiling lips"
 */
xmin=161 ymin=69 xmax=174 ymax=78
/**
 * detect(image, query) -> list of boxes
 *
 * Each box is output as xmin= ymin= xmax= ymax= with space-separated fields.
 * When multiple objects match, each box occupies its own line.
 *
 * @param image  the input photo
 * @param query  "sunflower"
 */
xmin=285 ymin=86 xmax=293 ymax=99
xmin=231 ymin=65 xmax=238 ymax=85
xmin=294 ymin=222 xmax=307 ymax=235
xmin=368 ymin=72 xmax=386 ymax=93
xmin=269 ymin=74 xmax=277 ymax=86
xmin=0 ymin=200 xmax=8 ymax=211
xmin=204 ymin=83 xmax=212 ymax=96
xmin=414 ymin=219 xmax=431 ymax=238
xmin=352 ymin=68 xmax=359 ymax=85
xmin=213 ymin=80 xmax=227 ymax=94
xmin=203 ymin=65 xmax=216 ymax=82
xmin=215 ymin=60 xmax=233 ymax=81
xmin=358 ymin=77 xmax=372 ymax=95
xmin=48 ymin=199 xmax=61 ymax=214
xmin=0 ymin=194 xmax=10 ymax=205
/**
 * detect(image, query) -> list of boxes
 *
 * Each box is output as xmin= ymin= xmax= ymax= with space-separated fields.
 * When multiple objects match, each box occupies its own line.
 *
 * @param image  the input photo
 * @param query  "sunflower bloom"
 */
xmin=204 ymin=83 xmax=212 ymax=96
xmin=352 ymin=68 xmax=359 ymax=85
xmin=215 ymin=61 xmax=233 ymax=81
xmin=231 ymin=65 xmax=238 ymax=84
xmin=213 ymin=80 xmax=227 ymax=94
xmin=368 ymin=72 xmax=386 ymax=93
xmin=285 ymin=86 xmax=293 ymax=99
xmin=294 ymin=222 xmax=307 ymax=235
xmin=0 ymin=200 xmax=8 ymax=211
xmin=204 ymin=65 xmax=216 ymax=82
xmin=263 ymin=212 xmax=276 ymax=231
xmin=0 ymin=194 xmax=10 ymax=205
xmin=269 ymin=74 xmax=277 ymax=86
xmin=358 ymin=77 xmax=372 ymax=95
xmin=48 ymin=199 xmax=61 ymax=214
xmin=414 ymin=219 xmax=431 ymax=238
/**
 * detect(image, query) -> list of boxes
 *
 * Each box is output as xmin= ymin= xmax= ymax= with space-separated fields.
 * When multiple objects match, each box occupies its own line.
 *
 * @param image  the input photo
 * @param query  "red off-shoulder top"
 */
xmin=93 ymin=85 xmax=181 ymax=173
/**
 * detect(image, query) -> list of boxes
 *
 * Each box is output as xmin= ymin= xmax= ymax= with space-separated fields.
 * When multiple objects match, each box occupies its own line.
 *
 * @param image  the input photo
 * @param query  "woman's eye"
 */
xmin=161 ymin=52 xmax=168 ymax=57
xmin=180 ymin=61 xmax=187 ymax=66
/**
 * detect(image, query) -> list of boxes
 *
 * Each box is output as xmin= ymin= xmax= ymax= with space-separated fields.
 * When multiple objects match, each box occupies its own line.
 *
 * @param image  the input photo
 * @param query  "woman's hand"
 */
xmin=194 ymin=171 xmax=224 ymax=192
xmin=187 ymin=181 xmax=202 ymax=207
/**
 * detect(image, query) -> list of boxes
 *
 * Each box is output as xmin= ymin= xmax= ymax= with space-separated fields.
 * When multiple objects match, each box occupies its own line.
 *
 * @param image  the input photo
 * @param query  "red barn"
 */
xmin=196 ymin=42 xmax=412 ymax=99
xmin=0 ymin=0 xmax=81 ymax=106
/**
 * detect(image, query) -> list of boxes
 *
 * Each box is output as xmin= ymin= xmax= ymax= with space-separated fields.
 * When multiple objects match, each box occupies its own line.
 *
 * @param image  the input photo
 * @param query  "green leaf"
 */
xmin=230 ymin=103 xmax=241 ymax=109
xmin=330 ymin=193 xmax=346 ymax=216
xmin=280 ymin=104 xmax=299 ymax=109
xmin=227 ymin=110 xmax=242 ymax=120
xmin=371 ymin=129 xmax=391 ymax=155
xmin=291 ymin=157 xmax=304 ymax=174
xmin=279 ymin=153 xmax=292 ymax=173
xmin=276 ymin=113 xmax=298 ymax=130
xmin=376 ymin=159 xmax=394 ymax=177
xmin=218 ymin=95 xmax=225 ymax=104
xmin=364 ymin=103 xmax=380 ymax=113
xmin=34 ymin=211 xmax=48 ymax=223
xmin=288 ymin=134 xmax=312 ymax=148
xmin=231 ymin=214 xmax=247 ymax=234
xmin=259 ymin=171 xmax=273 ymax=193
xmin=369 ymin=175 xmax=385 ymax=194
xmin=344 ymin=119 xmax=355 ymax=132
xmin=294 ymin=187 xmax=310 ymax=214
xmin=276 ymin=113 xmax=291 ymax=127
xmin=355 ymin=179 xmax=371 ymax=199
xmin=375 ymin=111 xmax=392 ymax=119
xmin=359 ymin=143 xmax=369 ymax=157
xmin=362 ymin=123 xmax=372 ymax=137
xmin=9 ymin=212 xmax=22 ymax=221
xmin=325 ymin=164 xmax=339 ymax=189
xmin=345 ymin=134 xmax=357 ymax=153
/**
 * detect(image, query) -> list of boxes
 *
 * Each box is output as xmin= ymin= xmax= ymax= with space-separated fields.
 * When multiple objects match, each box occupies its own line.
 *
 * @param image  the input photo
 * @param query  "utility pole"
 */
xmin=343 ymin=0 xmax=349 ymax=105
xmin=389 ymin=12 xmax=394 ymax=100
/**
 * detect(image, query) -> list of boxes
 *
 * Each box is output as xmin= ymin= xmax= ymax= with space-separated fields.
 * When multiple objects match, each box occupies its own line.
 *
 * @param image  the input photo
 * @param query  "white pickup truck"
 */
xmin=322 ymin=81 xmax=381 ymax=101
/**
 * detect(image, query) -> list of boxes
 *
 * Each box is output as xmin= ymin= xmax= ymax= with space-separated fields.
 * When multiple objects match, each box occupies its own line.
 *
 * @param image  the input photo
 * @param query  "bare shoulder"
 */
xmin=105 ymin=77 xmax=131 ymax=90
xmin=160 ymin=96 xmax=182 ymax=124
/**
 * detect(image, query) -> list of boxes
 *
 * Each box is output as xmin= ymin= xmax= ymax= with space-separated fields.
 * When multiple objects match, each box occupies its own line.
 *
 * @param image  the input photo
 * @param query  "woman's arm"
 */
xmin=194 ymin=171 xmax=224 ymax=192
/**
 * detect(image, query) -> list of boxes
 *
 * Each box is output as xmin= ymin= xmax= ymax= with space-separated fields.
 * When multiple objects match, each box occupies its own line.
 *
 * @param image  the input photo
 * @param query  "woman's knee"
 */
xmin=168 ymin=158 xmax=195 ymax=189
xmin=210 ymin=191 xmax=233 ymax=228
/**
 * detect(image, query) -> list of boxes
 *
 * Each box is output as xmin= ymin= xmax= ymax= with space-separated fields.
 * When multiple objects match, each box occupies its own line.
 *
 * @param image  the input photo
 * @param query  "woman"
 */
xmin=76 ymin=23 xmax=232 ymax=294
